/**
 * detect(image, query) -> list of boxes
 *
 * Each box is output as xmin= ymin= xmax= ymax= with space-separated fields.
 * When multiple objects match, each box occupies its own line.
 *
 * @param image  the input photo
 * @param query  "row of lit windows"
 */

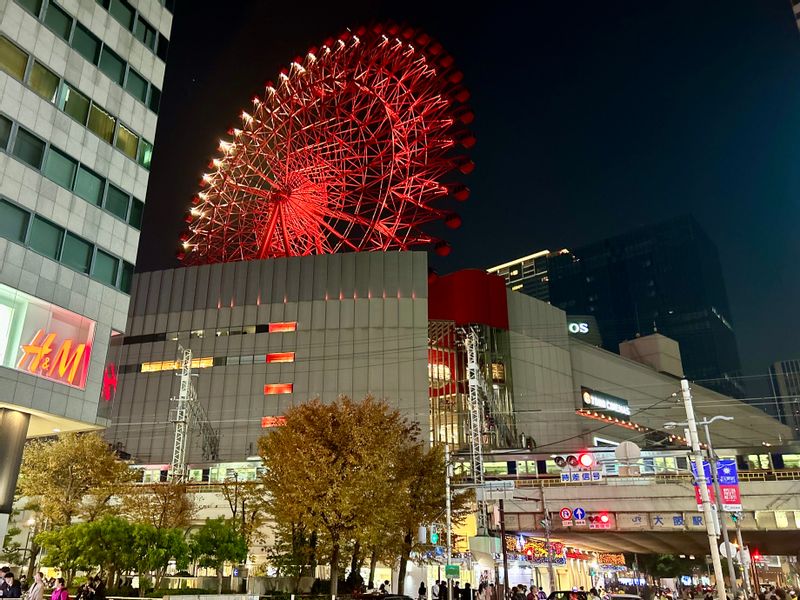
xmin=0 ymin=35 xmax=154 ymax=169
xmin=122 ymin=322 xmax=300 ymax=346
xmin=0 ymin=196 xmax=134 ymax=292
xmin=12 ymin=0 xmax=162 ymax=114
xmin=125 ymin=351 xmax=298 ymax=374
xmin=0 ymin=113 xmax=145 ymax=229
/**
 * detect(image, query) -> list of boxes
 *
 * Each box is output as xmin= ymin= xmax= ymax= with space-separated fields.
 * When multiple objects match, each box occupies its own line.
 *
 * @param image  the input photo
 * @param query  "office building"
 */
xmin=0 ymin=0 xmax=173 ymax=539
xmin=545 ymin=216 xmax=744 ymax=397
xmin=770 ymin=359 xmax=800 ymax=436
xmin=486 ymin=249 xmax=564 ymax=302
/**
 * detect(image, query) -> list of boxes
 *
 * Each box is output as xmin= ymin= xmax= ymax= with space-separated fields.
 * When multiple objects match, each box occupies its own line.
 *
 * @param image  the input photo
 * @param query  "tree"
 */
xmin=267 ymin=521 xmax=319 ymax=592
xmin=189 ymin=518 xmax=248 ymax=594
xmin=259 ymin=395 xmax=419 ymax=596
xmin=121 ymin=482 xmax=196 ymax=530
xmin=129 ymin=524 xmax=190 ymax=595
xmin=220 ymin=476 xmax=268 ymax=546
xmin=0 ymin=505 xmax=24 ymax=567
xmin=36 ymin=524 xmax=91 ymax=587
xmin=19 ymin=432 xmax=136 ymax=526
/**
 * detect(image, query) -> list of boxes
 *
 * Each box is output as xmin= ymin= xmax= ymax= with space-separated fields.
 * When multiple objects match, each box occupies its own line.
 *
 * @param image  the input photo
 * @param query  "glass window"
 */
xmin=156 ymin=33 xmax=169 ymax=62
xmin=43 ymin=3 xmax=73 ymax=41
xmin=115 ymin=123 xmax=138 ymax=159
xmin=128 ymin=198 xmax=144 ymax=229
xmin=29 ymin=216 xmax=63 ymax=260
xmin=42 ymin=148 xmax=77 ymax=189
xmin=29 ymin=61 xmax=59 ymax=102
xmin=12 ymin=128 xmax=45 ymax=169
xmin=16 ymin=0 xmax=43 ymax=17
xmin=124 ymin=69 xmax=147 ymax=102
xmin=0 ymin=115 xmax=11 ymax=150
xmin=61 ymin=232 xmax=92 ymax=273
xmin=99 ymin=48 xmax=125 ymax=85
xmin=59 ymin=84 xmax=90 ymax=124
xmin=0 ymin=199 xmax=30 ymax=243
xmin=148 ymin=85 xmax=160 ymax=113
xmin=92 ymin=249 xmax=118 ymax=286
xmin=133 ymin=17 xmax=156 ymax=50
xmin=108 ymin=0 xmax=134 ymax=30
xmin=120 ymin=261 xmax=134 ymax=293
xmin=0 ymin=37 xmax=28 ymax=81
xmin=72 ymin=24 xmax=100 ymax=64
xmin=105 ymin=183 xmax=129 ymax=219
xmin=74 ymin=166 xmax=104 ymax=205
xmin=137 ymin=139 xmax=153 ymax=169
xmin=87 ymin=104 xmax=116 ymax=143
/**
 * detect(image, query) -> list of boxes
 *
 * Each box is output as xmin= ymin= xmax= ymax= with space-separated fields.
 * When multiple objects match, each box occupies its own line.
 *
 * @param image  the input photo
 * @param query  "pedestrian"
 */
xmin=379 ymin=583 xmax=387 ymax=595
xmin=0 ymin=572 xmax=21 ymax=598
xmin=463 ymin=583 xmax=472 ymax=600
xmin=27 ymin=573 xmax=44 ymax=600
xmin=527 ymin=587 xmax=536 ymax=600
xmin=434 ymin=581 xmax=441 ymax=600
xmin=590 ymin=588 xmax=601 ymax=600
xmin=51 ymin=579 xmax=68 ymax=600
xmin=384 ymin=581 xmax=391 ymax=594
xmin=440 ymin=582 xmax=449 ymax=600
xmin=92 ymin=577 xmax=106 ymax=600
xmin=420 ymin=582 xmax=427 ymax=600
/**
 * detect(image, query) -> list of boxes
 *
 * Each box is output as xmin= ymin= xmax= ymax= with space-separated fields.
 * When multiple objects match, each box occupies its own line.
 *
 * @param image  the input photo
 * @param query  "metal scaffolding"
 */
xmin=169 ymin=346 xmax=219 ymax=482
xmin=461 ymin=325 xmax=488 ymax=533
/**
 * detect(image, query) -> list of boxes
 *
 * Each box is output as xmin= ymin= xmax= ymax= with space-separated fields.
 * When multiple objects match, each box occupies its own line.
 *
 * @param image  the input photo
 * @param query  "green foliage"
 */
xmin=189 ymin=518 xmax=248 ymax=594
xmin=634 ymin=553 xmax=704 ymax=578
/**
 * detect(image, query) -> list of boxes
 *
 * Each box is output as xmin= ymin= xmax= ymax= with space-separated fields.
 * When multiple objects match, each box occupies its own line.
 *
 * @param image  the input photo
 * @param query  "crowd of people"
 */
xmin=0 ymin=568 xmax=109 ymax=600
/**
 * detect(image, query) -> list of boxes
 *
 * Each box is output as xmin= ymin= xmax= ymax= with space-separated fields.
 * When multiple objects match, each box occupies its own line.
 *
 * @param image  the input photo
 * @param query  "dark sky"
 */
xmin=139 ymin=1 xmax=800 ymax=377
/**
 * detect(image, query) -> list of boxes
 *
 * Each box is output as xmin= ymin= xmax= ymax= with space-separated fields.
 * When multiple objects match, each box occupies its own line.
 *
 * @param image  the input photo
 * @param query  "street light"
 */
xmin=664 ymin=413 xmax=750 ymax=597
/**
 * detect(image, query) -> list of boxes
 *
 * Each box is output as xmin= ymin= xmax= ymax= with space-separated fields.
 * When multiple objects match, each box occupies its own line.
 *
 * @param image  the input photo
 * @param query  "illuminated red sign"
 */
xmin=264 ymin=383 xmax=293 ymax=395
xmin=268 ymin=322 xmax=297 ymax=333
xmin=102 ymin=363 xmax=118 ymax=401
xmin=17 ymin=329 xmax=90 ymax=387
xmin=261 ymin=416 xmax=287 ymax=428
xmin=266 ymin=352 xmax=295 ymax=363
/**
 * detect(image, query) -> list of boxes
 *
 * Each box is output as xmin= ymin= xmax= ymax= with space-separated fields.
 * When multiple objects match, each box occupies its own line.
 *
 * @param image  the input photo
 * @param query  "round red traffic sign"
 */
xmin=560 ymin=507 xmax=572 ymax=520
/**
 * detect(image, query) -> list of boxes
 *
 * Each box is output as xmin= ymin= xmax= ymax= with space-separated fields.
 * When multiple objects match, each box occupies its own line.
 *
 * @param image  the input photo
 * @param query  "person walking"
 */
xmin=27 ymin=573 xmax=44 ymax=600
xmin=0 ymin=572 xmax=22 ymax=598
xmin=420 ymin=582 xmax=428 ymax=600
xmin=50 ymin=579 xmax=68 ymax=600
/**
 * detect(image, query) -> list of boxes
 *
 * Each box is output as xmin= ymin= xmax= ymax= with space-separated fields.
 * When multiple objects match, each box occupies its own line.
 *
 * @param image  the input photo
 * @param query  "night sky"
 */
xmin=139 ymin=1 xmax=800 ymax=378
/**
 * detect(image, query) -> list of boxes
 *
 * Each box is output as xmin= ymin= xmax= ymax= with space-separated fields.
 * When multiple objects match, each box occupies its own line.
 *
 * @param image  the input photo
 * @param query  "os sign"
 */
xmin=568 ymin=322 xmax=589 ymax=334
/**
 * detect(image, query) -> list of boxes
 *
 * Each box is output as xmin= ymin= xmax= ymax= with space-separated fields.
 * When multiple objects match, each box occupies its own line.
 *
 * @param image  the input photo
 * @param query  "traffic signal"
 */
xmin=751 ymin=549 xmax=761 ymax=562
xmin=599 ymin=512 xmax=610 ymax=524
xmin=430 ymin=525 xmax=439 ymax=544
xmin=553 ymin=452 xmax=596 ymax=469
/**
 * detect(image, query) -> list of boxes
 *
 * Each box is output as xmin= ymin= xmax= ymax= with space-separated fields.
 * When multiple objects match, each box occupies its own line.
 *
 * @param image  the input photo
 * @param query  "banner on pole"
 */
xmin=691 ymin=459 xmax=742 ymax=512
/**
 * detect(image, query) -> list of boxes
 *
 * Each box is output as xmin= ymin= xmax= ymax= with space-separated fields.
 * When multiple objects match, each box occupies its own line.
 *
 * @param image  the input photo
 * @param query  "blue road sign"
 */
xmin=573 ymin=507 xmax=586 ymax=520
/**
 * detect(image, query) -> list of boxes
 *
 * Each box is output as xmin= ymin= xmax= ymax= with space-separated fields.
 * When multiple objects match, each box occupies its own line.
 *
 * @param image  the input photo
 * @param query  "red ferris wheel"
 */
xmin=179 ymin=23 xmax=474 ymax=265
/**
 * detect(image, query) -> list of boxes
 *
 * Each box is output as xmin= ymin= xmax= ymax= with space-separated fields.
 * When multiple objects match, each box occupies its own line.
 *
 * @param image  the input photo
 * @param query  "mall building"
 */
xmin=105 ymin=251 xmax=791 ymax=476
xmin=0 ymin=0 xmax=172 ymax=538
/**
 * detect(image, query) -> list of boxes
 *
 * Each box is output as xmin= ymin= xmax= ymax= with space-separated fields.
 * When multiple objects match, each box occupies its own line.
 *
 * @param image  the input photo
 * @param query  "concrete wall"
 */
xmin=107 ymin=251 xmax=431 ymax=463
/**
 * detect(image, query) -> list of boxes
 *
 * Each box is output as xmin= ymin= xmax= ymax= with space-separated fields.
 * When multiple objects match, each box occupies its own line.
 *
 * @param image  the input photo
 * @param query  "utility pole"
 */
xmin=499 ymin=499 xmax=510 ymax=600
xmin=681 ymin=379 xmax=728 ymax=600
xmin=539 ymin=483 xmax=556 ymax=594
xmin=702 ymin=421 xmax=738 ymax=597
xmin=446 ymin=444 xmax=453 ymax=600
xmin=734 ymin=515 xmax=752 ymax=597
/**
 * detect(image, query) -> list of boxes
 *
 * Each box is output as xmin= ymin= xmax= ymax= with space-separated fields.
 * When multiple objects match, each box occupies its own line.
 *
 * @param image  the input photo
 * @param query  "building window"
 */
xmin=87 ymin=104 xmax=116 ymax=143
xmin=16 ymin=0 xmax=43 ymax=17
xmin=29 ymin=62 xmax=59 ymax=102
xmin=120 ymin=261 xmax=133 ymax=293
xmin=59 ymin=84 xmax=90 ymax=124
xmin=148 ymin=86 xmax=161 ymax=113
xmin=105 ymin=184 xmax=129 ymax=220
xmin=98 ymin=48 xmax=125 ymax=85
xmin=108 ymin=0 xmax=134 ymax=29
xmin=268 ymin=322 xmax=297 ymax=333
xmin=74 ymin=165 xmax=104 ymax=205
xmin=0 ymin=115 xmax=11 ymax=150
xmin=0 ymin=37 xmax=28 ymax=81
xmin=12 ymin=128 xmax=45 ymax=169
xmin=133 ymin=17 xmax=156 ymax=51
xmin=124 ymin=69 xmax=147 ymax=103
xmin=0 ymin=199 xmax=29 ymax=243
xmin=42 ymin=148 xmax=78 ymax=189
xmin=43 ymin=3 xmax=73 ymax=41
xmin=264 ymin=383 xmax=293 ymax=395
xmin=114 ymin=124 xmax=138 ymax=160
xmin=72 ymin=23 xmax=101 ymax=64
xmin=266 ymin=352 xmax=295 ymax=364
xmin=137 ymin=139 xmax=153 ymax=169
xmin=28 ymin=215 xmax=63 ymax=260
xmin=61 ymin=232 xmax=92 ymax=273
xmin=92 ymin=249 xmax=118 ymax=286
xmin=129 ymin=199 xmax=144 ymax=229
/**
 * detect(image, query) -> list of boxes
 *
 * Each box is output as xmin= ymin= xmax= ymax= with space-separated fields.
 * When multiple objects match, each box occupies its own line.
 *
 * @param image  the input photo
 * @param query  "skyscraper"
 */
xmin=486 ymin=249 xmax=566 ymax=302
xmin=0 ymin=0 xmax=172 ymax=539
xmin=769 ymin=360 xmax=800 ymax=436
xmin=546 ymin=216 xmax=743 ymax=397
